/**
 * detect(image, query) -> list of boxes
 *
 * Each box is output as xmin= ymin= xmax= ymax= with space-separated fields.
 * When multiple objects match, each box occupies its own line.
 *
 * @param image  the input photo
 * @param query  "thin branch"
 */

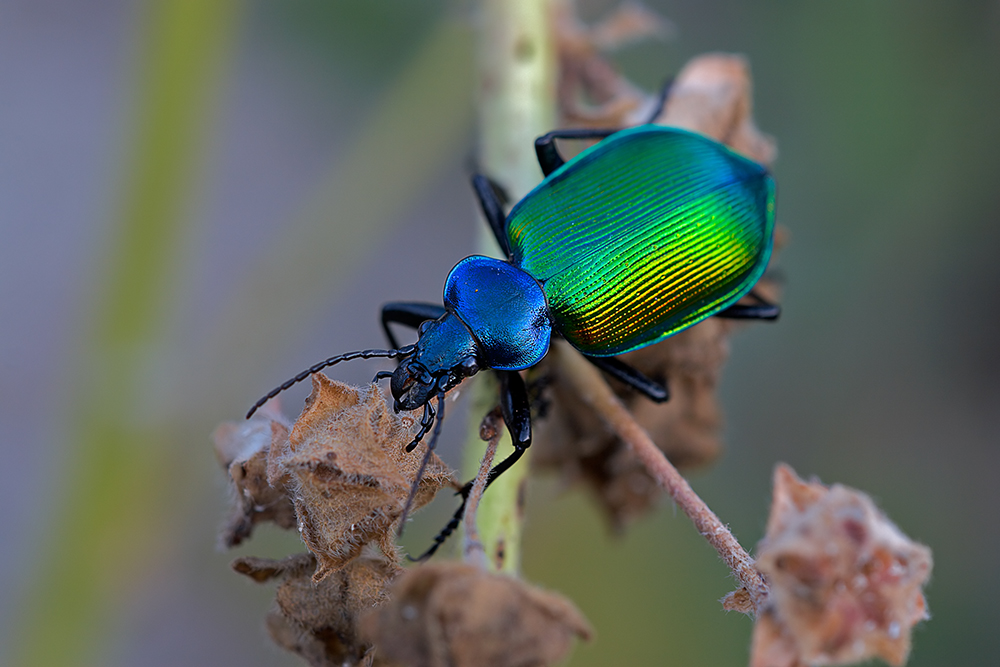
xmin=463 ymin=410 xmax=503 ymax=568
xmin=553 ymin=341 xmax=769 ymax=612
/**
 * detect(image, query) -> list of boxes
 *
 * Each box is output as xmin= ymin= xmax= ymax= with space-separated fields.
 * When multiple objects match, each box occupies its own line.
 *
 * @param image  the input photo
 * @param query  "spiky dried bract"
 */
xmin=270 ymin=375 xmax=456 ymax=581
xmin=233 ymin=552 xmax=401 ymax=667
xmin=213 ymin=403 xmax=296 ymax=547
xmin=362 ymin=562 xmax=592 ymax=667
xmin=750 ymin=465 xmax=932 ymax=667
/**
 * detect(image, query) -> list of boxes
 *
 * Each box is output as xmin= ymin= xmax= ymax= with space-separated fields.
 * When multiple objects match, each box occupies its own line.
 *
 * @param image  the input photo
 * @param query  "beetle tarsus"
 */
xmin=405 ymin=401 xmax=436 ymax=453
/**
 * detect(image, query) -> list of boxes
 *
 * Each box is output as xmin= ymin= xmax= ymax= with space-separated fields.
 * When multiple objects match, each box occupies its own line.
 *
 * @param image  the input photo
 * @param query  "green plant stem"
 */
xmin=462 ymin=0 xmax=556 ymax=575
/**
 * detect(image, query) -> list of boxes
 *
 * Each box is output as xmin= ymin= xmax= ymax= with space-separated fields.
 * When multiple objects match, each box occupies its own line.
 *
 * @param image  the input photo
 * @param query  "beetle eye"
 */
xmin=418 ymin=320 xmax=433 ymax=336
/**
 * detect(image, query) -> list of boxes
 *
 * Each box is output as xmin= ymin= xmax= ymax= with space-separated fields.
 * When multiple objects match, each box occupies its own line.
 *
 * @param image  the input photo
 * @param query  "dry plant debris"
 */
xmin=362 ymin=561 xmax=592 ymax=667
xmin=552 ymin=0 xmax=674 ymax=127
xmin=233 ymin=552 xmax=402 ymax=667
xmin=534 ymin=13 xmax=785 ymax=528
xmin=213 ymin=401 xmax=296 ymax=547
xmin=749 ymin=465 xmax=932 ymax=667
xmin=269 ymin=375 xmax=456 ymax=581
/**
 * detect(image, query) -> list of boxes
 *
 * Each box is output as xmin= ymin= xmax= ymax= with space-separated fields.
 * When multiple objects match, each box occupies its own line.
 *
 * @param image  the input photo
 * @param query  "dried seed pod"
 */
xmin=233 ymin=552 xmax=401 ymax=667
xmin=749 ymin=464 xmax=933 ymax=667
xmin=213 ymin=403 xmax=296 ymax=547
xmin=270 ymin=375 xmax=456 ymax=581
xmin=362 ymin=562 xmax=592 ymax=667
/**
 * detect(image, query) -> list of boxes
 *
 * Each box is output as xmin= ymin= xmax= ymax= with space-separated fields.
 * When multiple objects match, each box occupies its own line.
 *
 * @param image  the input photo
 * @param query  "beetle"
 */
xmin=247 ymin=117 xmax=779 ymax=560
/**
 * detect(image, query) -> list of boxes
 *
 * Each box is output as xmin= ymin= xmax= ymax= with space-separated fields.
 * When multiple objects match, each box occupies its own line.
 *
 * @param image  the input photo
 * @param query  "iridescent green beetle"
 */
xmin=249 ymin=123 xmax=778 ymax=559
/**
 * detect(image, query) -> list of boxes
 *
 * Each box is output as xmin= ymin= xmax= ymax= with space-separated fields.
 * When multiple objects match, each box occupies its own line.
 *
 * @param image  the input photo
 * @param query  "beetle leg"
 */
xmin=643 ymin=77 xmax=675 ymax=124
xmin=534 ymin=128 xmax=620 ymax=177
xmin=405 ymin=400 xmax=437 ymax=453
xmin=398 ymin=392 xmax=447 ymax=536
xmin=715 ymin=290 xmax=781 ymax=320
xmin=408 ymin=370 xmax=532 ymax=562
xmin=471 ymin=174 xmax=513 ymax=259
xmin=585 ymin=354 xmax=670 ymax=403
xmin=372 ymin=370 xmax=394 ymax=383
xmin=381 ymin=302 xmax=447 ymax=348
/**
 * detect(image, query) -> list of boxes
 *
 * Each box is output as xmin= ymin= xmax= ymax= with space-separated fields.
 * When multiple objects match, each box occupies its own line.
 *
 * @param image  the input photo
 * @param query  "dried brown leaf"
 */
xmin=233 ymin=552 xmax=401 ymax=667
xmin=213 ymin=403 xmax=296 ymax=547
xmin=362 ymin=562 xmax=592 ymax=667
xmin=589 ymin=2 xmax=674 ymax=52
xmin=751 ymin=465 xmax=933 ymax=667
xmin=271 ymin=375 xmax=456 ymax=581
xmin=656 ymin=54 xmax=776 ymax=164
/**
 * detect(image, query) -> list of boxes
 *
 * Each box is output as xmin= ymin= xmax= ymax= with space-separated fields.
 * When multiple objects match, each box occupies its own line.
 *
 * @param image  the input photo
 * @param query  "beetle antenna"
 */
xmin=396 ymin=392 xmax=446 ymax=538
xmin=246 ymin=345 xmax=415 ymax=419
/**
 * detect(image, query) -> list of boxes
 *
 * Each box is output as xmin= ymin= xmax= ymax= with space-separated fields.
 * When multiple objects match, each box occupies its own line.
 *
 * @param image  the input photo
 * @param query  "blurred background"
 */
xmin=2 ymin=0 xmax=998 ymax=665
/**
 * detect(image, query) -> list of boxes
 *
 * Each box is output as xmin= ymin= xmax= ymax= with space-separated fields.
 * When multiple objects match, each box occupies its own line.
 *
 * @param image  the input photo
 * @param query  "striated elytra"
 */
xmin=248 ymin=120 xmax=779 ymax=560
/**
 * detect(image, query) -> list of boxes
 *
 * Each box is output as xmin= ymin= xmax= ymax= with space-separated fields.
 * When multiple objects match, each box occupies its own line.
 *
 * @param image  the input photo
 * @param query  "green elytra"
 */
xmin=506 ymin=125 xmax=776 ymax=356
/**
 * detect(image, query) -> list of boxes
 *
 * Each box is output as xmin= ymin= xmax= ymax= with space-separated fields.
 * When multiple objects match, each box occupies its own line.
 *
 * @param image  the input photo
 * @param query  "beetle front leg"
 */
xmin=409 ymin=370 xmax=532 ymax=562
xmin=380 ymin=302 xmax=447 ymax=349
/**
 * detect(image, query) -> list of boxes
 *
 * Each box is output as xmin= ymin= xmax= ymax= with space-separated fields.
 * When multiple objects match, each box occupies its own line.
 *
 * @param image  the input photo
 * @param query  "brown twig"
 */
xmin=463 ymin=410 xmax=503 ymax=567
xmin=553 ymin=341 xmax=769 ymax=612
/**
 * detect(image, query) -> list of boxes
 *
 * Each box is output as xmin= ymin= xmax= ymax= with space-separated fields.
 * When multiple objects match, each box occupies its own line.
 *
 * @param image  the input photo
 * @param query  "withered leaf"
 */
xmin=750 ymin=464 xmax=932 ymax=667
xmin=234 ymin=552 xmax=401 ymax=667
xmin=362 ymin=562 xmax=592 ymax=667
xmin=270 ymin=375 xmax=456 ymax=581
xmin=213 ymin=403 xmax=296 ymax=547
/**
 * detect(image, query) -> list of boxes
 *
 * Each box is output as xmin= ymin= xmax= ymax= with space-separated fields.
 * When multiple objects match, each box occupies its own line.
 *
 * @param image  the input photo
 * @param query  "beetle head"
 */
xmin=390 ymin=357 xmax=436 ymax=411
xmin=390 ymin=354 xmax=480 ymax=412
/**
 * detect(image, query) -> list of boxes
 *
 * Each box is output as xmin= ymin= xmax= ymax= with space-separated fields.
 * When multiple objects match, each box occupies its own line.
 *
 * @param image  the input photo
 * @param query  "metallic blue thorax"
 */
xmin=443 ymin=256 xmax=551 ymax=370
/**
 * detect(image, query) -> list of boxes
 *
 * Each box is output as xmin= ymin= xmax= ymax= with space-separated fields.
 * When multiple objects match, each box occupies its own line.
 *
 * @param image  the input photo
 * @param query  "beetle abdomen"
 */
xmin=443 ymin=256 xmax=551 ymax=370
xmin=507 ymin=125 xmax=775 ymax=356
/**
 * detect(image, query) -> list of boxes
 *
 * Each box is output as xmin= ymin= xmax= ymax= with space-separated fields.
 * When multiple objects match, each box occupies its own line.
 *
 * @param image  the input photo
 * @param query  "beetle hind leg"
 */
xmin=715 ymin=290 xmax=781 ymax=320
xmin=585 ymin=354 xmax=670 ymax=403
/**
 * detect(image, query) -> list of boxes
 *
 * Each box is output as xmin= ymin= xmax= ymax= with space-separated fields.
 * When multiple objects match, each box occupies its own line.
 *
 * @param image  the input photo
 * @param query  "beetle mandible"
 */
xmin=247 ymin=116 xmax=779 ymax=560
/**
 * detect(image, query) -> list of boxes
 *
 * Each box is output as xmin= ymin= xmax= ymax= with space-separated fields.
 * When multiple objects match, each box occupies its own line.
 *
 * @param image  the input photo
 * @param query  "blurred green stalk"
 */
xmin=9 ymin=2 xmax=241 ymax=666
xmin=463 ymin=0 xmax=556 ymax=574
